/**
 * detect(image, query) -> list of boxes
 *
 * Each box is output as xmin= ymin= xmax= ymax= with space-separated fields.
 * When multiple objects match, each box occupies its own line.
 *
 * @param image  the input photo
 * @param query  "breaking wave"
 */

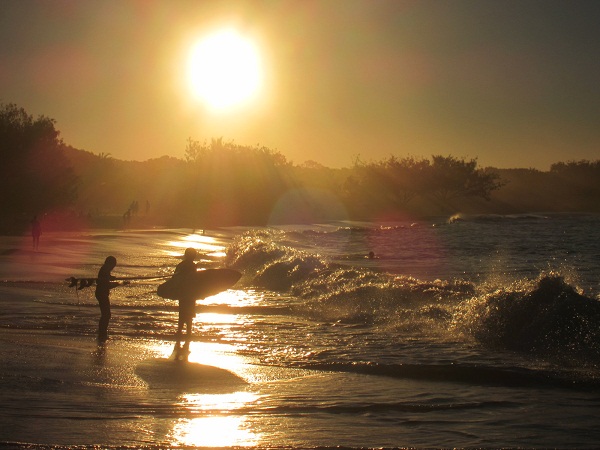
xmin=226 ymin=229 xmax=600 ymax=365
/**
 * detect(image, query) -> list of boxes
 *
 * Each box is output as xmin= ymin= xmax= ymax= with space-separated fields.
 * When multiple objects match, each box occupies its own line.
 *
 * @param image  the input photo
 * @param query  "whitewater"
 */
xmin=0 ymin=213 xmax=599 ymax=448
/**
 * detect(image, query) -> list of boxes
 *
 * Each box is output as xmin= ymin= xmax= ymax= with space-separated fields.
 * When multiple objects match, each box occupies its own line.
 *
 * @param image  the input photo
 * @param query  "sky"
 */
xmin=1 ymin=0 xmax=599 ymax=170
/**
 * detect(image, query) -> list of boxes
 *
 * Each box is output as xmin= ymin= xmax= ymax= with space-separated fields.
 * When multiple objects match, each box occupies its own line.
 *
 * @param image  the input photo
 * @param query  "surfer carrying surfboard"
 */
xmin=156 ymin=249 xmax=241 ymax=361
xmin=173 ymin=248 xmax=198 ymax=358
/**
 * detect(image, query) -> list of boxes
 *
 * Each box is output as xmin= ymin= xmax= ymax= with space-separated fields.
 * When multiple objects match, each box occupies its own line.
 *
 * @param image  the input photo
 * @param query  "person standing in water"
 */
xmin=95 ymin=256 xmax=120 ymax=343
xmin=31 ymin=216 xmax=42 ymax=250
xmin=173 ymin=247 xmax=198 ymax=359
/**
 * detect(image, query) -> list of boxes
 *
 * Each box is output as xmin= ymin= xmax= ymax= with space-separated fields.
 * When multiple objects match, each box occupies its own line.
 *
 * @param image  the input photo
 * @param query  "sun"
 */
xmin=187 ymin=29 xmax=262 ymax=111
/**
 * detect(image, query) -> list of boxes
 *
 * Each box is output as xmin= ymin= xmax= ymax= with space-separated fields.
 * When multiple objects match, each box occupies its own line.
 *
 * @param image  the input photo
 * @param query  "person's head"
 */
xmin=104 ymin=255 xmax=117 ymax=269
xmin=183 ymin=247 xmax=197 ymax=261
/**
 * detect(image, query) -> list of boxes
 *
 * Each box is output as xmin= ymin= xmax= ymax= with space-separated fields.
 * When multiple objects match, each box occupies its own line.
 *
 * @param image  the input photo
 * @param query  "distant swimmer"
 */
xmin=31 ymin=216 xmax=42 ymax=250
xmin=95 ymin=256 xmax=128 ymax=343
xmin=172 ymin=248 xmax=198 ymax=360
xmin=367 ymin=251 xmax=376 ymax=259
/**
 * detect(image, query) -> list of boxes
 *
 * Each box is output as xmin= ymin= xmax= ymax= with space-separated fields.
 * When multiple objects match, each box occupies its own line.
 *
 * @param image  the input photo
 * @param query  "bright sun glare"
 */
xmin=188 ymin=29 xmax=262 ymax=111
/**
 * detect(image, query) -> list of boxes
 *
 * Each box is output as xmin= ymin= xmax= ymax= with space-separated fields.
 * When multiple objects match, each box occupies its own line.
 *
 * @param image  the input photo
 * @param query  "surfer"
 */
xmin=95 ymin=256 xmax=120 ymax=343
xmin=173 ymin=248 xmax=198 ymax=359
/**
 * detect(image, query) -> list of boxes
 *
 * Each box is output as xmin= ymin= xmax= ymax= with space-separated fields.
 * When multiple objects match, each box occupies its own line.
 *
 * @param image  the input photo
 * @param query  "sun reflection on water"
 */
xmin=202 ymin=289 xmax=258 ymax=306
xmin=166 ymin=342 xmax=261 ymax=446
xmin=148 ymin=338 xmax=262 ymax=446
xmin=165 ymin=232 xmax=225 ymax=258
xmin=173 ymin=392 xmax=260 ymax=448
xmin=181 ymin=391 xmax=259 ymax=412
xmin=187 ymin=341 xmax=251 ymax=370
xmin=170 ymin=414 xmax=259 ymax=447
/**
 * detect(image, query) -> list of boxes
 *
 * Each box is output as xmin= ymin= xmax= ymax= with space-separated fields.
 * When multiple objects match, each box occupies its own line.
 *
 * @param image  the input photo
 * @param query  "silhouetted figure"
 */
xmin=31 ymin=216 xmax=42 ymax=250
xmin=368 ymin=251 xmax=375 ymax=259
xmin=123 ymin=209 xmax=131 ymax=227
xmin=95 ymin=256 xmax=119 ymax=343
xmin=129 ymin=200 xmax=139 ymax=216
xmin=173 ymin=247 xmax=198 ymax=359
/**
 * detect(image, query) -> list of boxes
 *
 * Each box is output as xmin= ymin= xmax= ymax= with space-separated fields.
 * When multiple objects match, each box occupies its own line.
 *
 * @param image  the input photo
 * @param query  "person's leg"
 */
xmin=97 ymin=297 xmax=111 ymax=342
xmin=183 ymin=316 xmax=193 ymax=352
xmin=175 ymin=311 xmax=184 ymax=351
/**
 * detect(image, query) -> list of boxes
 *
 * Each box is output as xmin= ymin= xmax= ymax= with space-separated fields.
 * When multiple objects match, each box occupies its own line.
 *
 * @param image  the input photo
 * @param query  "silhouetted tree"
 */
xmin=424 ymin=155 xmax=502 ymax=202
xmin=548 ymin=159 xmax=600 ymax=209
xmin=7 ymin=101 xmax=594 ymax=229
xmin=182 ymin=138 xmax=292 ymax=225
xmin=550 ymin=160 xmax=600 ymax=177
xmin=343 ymin=154 xmax=504 ymax=217
xmin=379 ymin=156 xmax=431 ymax=205
xmin=0 ymin=103 xmax=78 ymax=232
xmin=184 ymin=137 xmax=207 ymax=163
xmin=550 ymin=160 xmax=600 ymax=193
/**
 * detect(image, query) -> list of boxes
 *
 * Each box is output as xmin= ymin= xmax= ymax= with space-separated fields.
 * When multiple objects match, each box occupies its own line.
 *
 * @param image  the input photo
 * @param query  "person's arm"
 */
xmin=98 ymin=270 xmax=121 ymax=290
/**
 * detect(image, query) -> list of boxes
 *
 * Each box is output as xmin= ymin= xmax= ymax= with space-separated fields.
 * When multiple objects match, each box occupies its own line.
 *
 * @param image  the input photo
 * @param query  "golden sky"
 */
xmin=1 ymin=0 xmax=599 ymax=169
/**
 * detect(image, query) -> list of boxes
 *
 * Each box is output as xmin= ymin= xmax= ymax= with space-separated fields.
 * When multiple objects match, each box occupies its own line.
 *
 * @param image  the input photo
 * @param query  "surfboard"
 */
xmin=157 ymin=268 xmax=242 ymax=301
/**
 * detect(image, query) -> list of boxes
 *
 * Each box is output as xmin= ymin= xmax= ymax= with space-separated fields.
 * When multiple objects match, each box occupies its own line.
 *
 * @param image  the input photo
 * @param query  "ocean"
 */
xmin=1 ymin=213 xmax=599 ymax=448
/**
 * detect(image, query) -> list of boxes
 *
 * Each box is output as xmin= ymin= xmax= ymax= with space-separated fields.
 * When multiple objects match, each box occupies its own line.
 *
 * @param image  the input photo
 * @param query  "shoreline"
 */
xmin=3 ymin=210 xmax=600 ymax=237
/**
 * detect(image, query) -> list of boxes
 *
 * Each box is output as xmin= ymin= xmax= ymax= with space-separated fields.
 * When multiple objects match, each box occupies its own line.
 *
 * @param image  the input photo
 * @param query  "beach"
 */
xmin=1 ymin=215 xmax=600 ymax=448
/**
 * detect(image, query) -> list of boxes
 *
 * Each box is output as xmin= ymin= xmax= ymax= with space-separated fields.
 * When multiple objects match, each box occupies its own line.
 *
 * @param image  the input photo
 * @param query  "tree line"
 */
xmin=1 ymin=102 xmax=599 ymax=233
xmin=0 ymin=103 xmax=77 ymax=232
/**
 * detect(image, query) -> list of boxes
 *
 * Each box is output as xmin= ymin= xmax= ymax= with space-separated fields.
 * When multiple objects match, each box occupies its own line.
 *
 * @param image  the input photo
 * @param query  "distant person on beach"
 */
xmin=31 ymin=216 xmax=41 ymax=250
xmin=95 ymin=256 xmax=120 ymax=343
xmin=123 ymin=209 xmax=131 ymax=227
xmin=172 ymin=247 xmax=198 ymax=359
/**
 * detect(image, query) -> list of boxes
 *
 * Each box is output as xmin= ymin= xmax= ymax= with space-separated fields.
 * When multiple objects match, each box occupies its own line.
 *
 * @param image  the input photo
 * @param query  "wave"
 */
xmin=453 ymin=274 xmax=600 ymax=363
xmin=294 ymin=361 xmax=600 ymax=391
xmin=300 ymin=223 xmax=414 ymax=237
xmin=236 ymin=398 xmax=515 ymax=416
xmin=448 ymin=213 xmax=551 ymax=223
xmin=447 ymin=212 xmax=600 ymax=224
xmin=225 ymin=230 xmax=600 ymax=364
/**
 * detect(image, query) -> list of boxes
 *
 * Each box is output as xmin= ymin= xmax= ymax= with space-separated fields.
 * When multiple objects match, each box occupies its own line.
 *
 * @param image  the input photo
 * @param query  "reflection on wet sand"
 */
xmin=170 ymin=415 xmax=259 ymax=447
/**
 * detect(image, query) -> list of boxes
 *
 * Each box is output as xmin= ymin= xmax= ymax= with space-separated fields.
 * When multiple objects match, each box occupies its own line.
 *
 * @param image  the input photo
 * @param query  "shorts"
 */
xmin=179 ymin=298 xmax=196 ymax=321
